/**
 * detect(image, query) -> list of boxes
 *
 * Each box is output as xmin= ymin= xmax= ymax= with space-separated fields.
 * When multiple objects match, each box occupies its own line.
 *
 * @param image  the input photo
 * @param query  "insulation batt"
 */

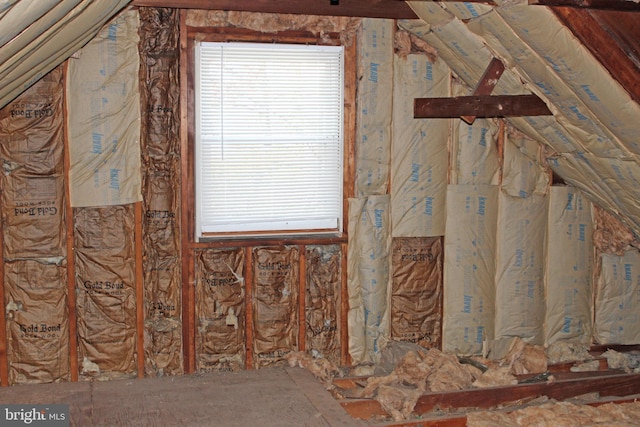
xmin=393 ymin=29 xmax=438 ymax=62
xmin=347 ymin=341 xmax=560 ymax=420
xmin=594 ymin=206 xmax=640 ymax=255
xmin=376 ymin=384 xmax=423 ymax=422
xmin=545 ymin=341 xmax=592 ymax=364
xmin=186 ymin=10 xmax=360 ymax=46
xmin=284 ymin=351 xmax=340 ymax=389
xmin=358 ymin=348 xmax=478 ymax=420
xmin=502 ymin=337 xmax=547 ymax=375
xmin=468 ymin=401 xmax=640 ymax=426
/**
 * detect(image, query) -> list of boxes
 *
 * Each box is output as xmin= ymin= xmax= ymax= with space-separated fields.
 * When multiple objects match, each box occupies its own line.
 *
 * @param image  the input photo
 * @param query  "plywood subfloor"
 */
xmin=0 ymin=367 xmax=366 ymax=426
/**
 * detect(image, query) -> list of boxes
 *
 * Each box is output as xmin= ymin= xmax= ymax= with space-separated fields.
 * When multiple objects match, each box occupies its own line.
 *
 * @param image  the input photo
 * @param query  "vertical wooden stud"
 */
xmin=298 ymin=245 xmax=306 ymax=352
xmin=497 ymin=119 xmax=505 ymax=185
xmin=135 ymin=202 xmax=144 ymax=378
xmin=340 ymin=242 xmax=350 ymax=366
xmin=244 ymin=247 xmax=253 ymax=369
xmin=62 ymin=61 xmax=79 ymax=382
xmin=0 ymin=199 xmax=7 ymax=386
xmin=340 ymin=21 xmax=357 ymax=369
xmin=180 ymin=10 xmax=196 ymax=374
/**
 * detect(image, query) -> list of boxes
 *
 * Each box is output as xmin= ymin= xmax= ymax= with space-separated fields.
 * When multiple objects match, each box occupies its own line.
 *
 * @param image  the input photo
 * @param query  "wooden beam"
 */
xmin=179 ymin=10 xmax=197 ymax=374
xmin=135 ymin=202 xmax=145 ymax=378
xmin=414 ymin=95 xmax=552 ymax=119
xmin=530 ymin=0 xmax=640 ymax=10
xmin=552 ymin=8 xmax=640 ymax=105
xmin=63 ymin=61 xmax=78 ymax=382
xmin=340 ymin=372 xmax=640 ymax=420
xmin=298 ymin=245 xmax=306 ymax=352
xmin=131 ymin=0 xmax=418 ymax=19
xmin=461 ymin=58 xmax=505 ymax=125
xmin=245 ymin=247 xmax=254 ymax=369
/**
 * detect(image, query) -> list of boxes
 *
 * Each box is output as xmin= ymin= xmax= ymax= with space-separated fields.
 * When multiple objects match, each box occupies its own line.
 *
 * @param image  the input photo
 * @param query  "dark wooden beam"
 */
xmin=553 ymin=8 xmax=640 ymax=105
xmin=530 ymin=0 xmax=640 ymax=10
xmin=461 ymin=58 xmax=506 ymax=125
xmin=131 ymin=0 xmax=418 ymax=19
xmin=414 ymin=94 xmax=552 ymax=119
xmin=340 ymin=372 xmax=640 ymax=419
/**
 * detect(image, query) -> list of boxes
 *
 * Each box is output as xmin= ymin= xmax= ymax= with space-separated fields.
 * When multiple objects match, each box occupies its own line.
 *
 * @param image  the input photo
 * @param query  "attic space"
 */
xmin=1 ymin=0 xmax=640 ymax=425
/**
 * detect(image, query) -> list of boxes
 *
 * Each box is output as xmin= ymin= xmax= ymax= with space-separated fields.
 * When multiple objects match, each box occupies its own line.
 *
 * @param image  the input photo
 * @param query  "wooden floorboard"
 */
xmin=0 ymin=368 xmax=361 ymax=427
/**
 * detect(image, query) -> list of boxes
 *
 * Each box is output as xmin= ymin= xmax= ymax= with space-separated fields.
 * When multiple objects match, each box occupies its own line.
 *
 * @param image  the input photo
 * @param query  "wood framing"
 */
xmin=244 ymin=247 xmax=254 ymax=369
xmin=0 ymin=185 xmax=6 ymax=386
xmin=461 ymin=58 xmax=506 ymax=125
xmin=135 ymin=202 xmax=144 ymax=378
xmin=531 ymin=0 xmax=640 ymax=10
xmin=298 ymin=245 xmax=307 ymax=352
xmin=62 ymin=61 xmax=78 ymax=382
xmin=180 ymin=9 xmax=197 ymax=374
xmin=183 ymin=23 xmax=356 ymax=372
xmin=339 ymin=372 xmax=640 ymax=420
xmin=131 ymin=0 xmax=418 ymax=19
xmin=553 ymin=8 xmax=640 ymax=105
xmin=414 ymin=95 xmax=552 ymax=119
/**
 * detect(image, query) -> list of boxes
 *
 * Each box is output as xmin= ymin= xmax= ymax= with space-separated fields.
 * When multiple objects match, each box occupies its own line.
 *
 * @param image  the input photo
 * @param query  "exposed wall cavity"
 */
xmin=0 ymin=67 xmax=68 ymax=384
xmin=139 ymin=7 xmax=183 ymax=377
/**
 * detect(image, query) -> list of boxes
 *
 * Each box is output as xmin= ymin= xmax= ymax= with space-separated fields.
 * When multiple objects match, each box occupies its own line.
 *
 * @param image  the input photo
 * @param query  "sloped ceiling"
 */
xmin=400 ymin=1 xmax=640 ymax=237
xmin=3 ymin=0 xmax=640 ymax=237
xmin=0 ymin=0 xmax=130 ymax=109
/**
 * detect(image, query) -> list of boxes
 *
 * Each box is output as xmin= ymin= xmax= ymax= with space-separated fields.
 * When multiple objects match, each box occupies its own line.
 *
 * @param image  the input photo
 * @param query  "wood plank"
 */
xmin=552 ymin=7 xmax=640 ymax=105
xmin=461 ymin=58 xmax=505 ymax=124
xmin=180 ymin=9 xmax=197 ymax=374
xmin=341 ymin=37 xmax=356 ymax=368
xmin=245 ymin=247 xmax=254 ymax=369
xmin=62 ymin=61 xmax=78 ymax=382
xmin=590 ymin=344 xmax=640 ymax=354
xmin=340 ymin=242 xmax=350 ymax=366
xmin=414 ymin=95 xmax=552 ymax=119
xmin=0 ymin=169 xmax=6 ymax=386
xmin=530 ymin=0 xmax=640 ymax=10
xmin=340 ymin=372 xmax=640 ymax=420
xmin=135 ymin=202 xmax=145 ymax=378
xmin=299 ymin=245 xmax=306 ymax=352
xmin=131 ymin=0 xmax=418 ymax=19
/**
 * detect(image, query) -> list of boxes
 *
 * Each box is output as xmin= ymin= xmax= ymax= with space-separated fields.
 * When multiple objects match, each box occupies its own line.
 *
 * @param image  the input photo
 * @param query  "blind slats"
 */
xmin=195 ymin=41 xmax=344 ymax=236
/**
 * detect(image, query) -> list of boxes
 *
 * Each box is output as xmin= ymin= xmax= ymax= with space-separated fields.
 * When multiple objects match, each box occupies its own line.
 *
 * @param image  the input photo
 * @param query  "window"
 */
xmin=195 ymin=42 xmax=344 ymax=239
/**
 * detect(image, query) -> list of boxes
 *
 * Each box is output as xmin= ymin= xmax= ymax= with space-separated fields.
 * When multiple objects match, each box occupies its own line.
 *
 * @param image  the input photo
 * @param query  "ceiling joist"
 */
xmin=414 ymin=95 xmax=552 ymax=119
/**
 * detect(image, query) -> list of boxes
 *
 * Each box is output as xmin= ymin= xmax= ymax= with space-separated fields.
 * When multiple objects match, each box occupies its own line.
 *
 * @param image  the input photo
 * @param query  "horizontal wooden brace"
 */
xmin=414 ymin=94 xmax=552 ymax=119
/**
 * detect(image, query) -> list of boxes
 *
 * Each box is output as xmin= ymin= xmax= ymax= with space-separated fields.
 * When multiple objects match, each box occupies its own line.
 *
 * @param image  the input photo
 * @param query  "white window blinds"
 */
xmin=195 ymin=42 xmax=344 ymax=237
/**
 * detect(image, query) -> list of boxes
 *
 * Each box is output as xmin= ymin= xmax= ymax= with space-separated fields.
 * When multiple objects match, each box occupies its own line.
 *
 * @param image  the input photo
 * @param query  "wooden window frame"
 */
xmin=184 ymin=26 xmax=355 ymax=249
xmin=180 ymin=19 xmax=355 ymax=372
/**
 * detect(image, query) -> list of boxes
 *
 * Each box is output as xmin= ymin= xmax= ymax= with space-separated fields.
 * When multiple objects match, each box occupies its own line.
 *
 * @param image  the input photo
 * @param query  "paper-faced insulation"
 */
xmin=252 ymin=247 xmax=299 ymax=367
xmin=75 ymin=206 xmax=137 ymax=380
xmin=0 ymin=66 xmax=69 ymax=384
xmin=139 ymin=7 xmax=183 ymax=377
xmin=305 ymin=245 xmax=341 ymax=365
xmin=196 ymin=248 xmax=245 ymax=372
xmin=390 ymin=237 xmax=442 ymax=348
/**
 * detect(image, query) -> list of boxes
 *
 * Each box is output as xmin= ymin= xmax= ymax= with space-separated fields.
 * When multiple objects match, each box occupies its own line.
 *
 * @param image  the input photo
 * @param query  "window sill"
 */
xmin=193 ymin=232 xmax=347 ymax=248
